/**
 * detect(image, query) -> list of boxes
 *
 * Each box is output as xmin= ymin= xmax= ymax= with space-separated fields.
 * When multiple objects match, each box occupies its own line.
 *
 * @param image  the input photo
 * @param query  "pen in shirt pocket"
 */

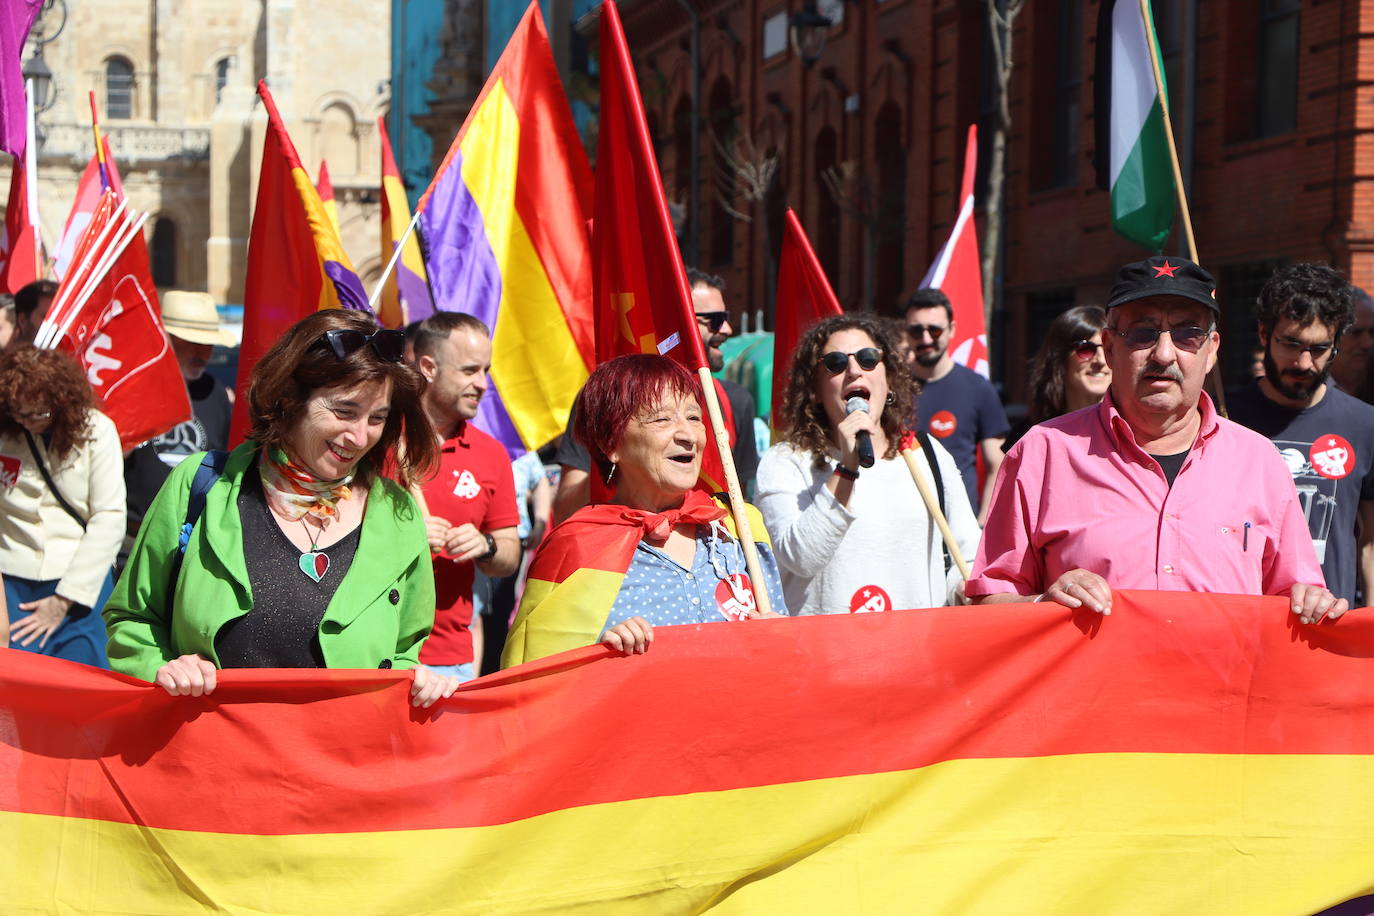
xmin=1243 ymin=522 xmax=1250 ymax=552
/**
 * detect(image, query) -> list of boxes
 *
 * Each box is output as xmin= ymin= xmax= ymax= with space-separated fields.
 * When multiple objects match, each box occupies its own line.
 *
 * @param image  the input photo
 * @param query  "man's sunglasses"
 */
xmin=1070 ymin=339 xmax=1104 ymax=361
xmin=695 ymin=311 xmax=729 ymax=333
xmin=317 ymin=328 xmax=407 ymax=363
xmin=907 ymin=323 xmax=948 ymax=341
xmin=1111 ymin=326 xmax=1212 ymax=353
xmin=820 ymin=347 xmax=883 ymax=374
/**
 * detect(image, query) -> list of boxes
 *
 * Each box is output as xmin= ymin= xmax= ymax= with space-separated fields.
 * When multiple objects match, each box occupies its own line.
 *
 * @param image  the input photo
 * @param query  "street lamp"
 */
xmin=22 ymin=50 xmax=54 ymax=113
xmin=789 ymin=3 xmax=834 ymax=69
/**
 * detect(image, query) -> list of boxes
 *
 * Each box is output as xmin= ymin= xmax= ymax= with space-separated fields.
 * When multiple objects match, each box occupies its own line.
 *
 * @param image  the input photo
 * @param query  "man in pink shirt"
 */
xmin=969 ymin=255 xmax=1346 ymax=624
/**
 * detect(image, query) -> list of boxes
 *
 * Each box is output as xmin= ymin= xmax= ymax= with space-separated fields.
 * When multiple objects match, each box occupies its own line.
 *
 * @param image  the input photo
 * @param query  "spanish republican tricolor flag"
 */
xmin=314 ymin=158 xmax=341 ymax=241
xmin=418 ymin=0 xmax=593 ymax=455
xmin=6 ymin=592 xmax=1374 ymax=912
xmin=230 ymin=80 xmax=370 ymax=444
xmin=379 ymin=117 xmax=432 ymax=328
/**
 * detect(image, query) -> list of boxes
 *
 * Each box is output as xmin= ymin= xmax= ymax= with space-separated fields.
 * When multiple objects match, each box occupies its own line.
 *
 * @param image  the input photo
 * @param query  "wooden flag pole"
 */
xmin=1137 ymin=0 xmax=1227 ymax=416
xmin=899 ymin=435 xmax=971 ymax=582
xmin=697 ymin=367 xmax=774 ymax=618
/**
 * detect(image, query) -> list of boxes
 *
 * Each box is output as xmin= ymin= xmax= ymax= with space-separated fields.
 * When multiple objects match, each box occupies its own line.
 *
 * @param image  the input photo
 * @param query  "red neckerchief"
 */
xmin=609 ymin=488 xmax=728 ymax=541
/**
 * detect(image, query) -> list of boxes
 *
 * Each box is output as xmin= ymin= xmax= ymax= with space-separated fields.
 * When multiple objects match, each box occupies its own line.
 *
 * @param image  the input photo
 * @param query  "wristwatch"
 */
xmin=479 ymin=532 xmax=498 ymax=561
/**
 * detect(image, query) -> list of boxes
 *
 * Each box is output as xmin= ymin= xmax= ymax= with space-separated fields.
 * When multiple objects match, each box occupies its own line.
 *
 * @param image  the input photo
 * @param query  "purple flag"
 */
xmin=0 ymin=1 xmax=42 ymax=157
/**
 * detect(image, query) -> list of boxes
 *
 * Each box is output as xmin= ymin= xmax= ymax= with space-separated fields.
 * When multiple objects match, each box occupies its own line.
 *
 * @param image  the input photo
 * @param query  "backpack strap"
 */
xmin=169 ymin=450 xmax=229 ymax=589
xmin=915 ymin=431 xmax=950 ymax=574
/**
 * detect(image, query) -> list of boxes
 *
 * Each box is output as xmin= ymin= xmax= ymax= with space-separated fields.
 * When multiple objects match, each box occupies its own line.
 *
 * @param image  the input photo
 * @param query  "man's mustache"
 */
xmin=1141 ymin=361 xmax=1184 ymax=382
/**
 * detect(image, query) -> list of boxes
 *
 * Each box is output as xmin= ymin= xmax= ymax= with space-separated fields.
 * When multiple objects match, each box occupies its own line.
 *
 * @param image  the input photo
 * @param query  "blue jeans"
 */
xmin=5 ymin=572 xmax=114 ymax=669
xmin=423 ymin=662 xmax=475 ymax=682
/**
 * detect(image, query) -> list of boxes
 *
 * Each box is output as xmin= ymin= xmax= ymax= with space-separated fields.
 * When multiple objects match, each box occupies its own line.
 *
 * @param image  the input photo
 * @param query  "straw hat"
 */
xmin=160 ymin=290 xmax=236 ymax=346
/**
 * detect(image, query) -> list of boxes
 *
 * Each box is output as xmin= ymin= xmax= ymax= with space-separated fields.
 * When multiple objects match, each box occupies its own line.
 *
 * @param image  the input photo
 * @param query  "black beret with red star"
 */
xmin=1106 ymin=255 xmax=1219 ymax=314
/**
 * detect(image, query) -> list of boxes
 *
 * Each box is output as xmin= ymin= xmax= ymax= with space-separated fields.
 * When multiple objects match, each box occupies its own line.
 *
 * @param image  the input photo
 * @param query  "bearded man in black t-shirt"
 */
xmin=1227 ymin=264 xmax=1374 ymax=606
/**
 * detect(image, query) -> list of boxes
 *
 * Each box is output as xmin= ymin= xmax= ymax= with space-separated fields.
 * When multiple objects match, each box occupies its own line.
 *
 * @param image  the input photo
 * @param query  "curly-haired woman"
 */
xmin=757 ymin=314 xmax=979 ymax=614
xmin=0 ymin=345 xmax=125 ymax=666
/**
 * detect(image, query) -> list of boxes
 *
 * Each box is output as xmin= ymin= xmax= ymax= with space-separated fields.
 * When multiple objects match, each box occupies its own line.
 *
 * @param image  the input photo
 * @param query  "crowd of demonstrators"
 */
xmin=104 ymin=309 xmax=461 ymax=708
xmin=1004 ymin=305 xmax=1111 ymax=450
xmin=968 ymin=255 xmax=1344 ymax=624
xmin=553 ymin=267 xmax=758 ymax=525
xmin=122 ymin=291 xmax=237 ymax=567
xmin=903 ymin=288 xmax=1010 ymax=524
xmin=504 ymin=355 xmax=784 ymax=667
xmin=1225 ymin=264 xmax=1374 ymax=607
xmin=410 ymin=312 xmax=520 ymax=683
xmin=758 ymin=314 xmax=977 ymax=615
xmin=0 ymin=345 xmax=124 ymax=667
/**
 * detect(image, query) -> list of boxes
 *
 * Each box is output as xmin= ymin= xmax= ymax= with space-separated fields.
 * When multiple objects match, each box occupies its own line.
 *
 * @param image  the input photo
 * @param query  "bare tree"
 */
xmin=712 ymin=129 xmax=782 ymax=322
xmin=822 ymin=162 xmax=905 ymax=311
xmin=982 ymin=0 xmax=1026 ymax=328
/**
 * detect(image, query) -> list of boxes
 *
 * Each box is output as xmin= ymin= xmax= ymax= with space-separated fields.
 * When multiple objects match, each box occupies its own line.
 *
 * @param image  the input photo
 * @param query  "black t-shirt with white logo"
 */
xmin=1226 ymin=381 xmax=1374 ymax=605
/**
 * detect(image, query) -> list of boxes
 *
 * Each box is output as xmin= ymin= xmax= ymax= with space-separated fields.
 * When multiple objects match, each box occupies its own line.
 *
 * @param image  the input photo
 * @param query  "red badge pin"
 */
xmin=849 ymin=584 xmax=892 ymax=614
xmin=0 ymin=455 xmax=19 ymax=488
xmin=715 ymin=574 xmax=755 ymax=621
xmin=929 ymin=411 xmax=957 ymax=439
xmin=1310 ymin=434 xmax=1355 ymax=480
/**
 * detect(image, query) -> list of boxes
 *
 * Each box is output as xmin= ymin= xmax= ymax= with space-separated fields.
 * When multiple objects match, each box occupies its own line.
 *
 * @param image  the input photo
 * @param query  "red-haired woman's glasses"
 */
xmin=1070 ymin=339 xmax=1104 ymax=361
xmin=318 ymin=328 xmax=406 ymax=363
xmin=820 ymin=348 xmax=883 ymax=374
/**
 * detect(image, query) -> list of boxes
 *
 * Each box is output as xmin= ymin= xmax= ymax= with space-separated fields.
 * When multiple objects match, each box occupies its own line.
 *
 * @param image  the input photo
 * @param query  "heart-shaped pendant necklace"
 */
xmin=299 ymin=519 xmax=330 ymax=583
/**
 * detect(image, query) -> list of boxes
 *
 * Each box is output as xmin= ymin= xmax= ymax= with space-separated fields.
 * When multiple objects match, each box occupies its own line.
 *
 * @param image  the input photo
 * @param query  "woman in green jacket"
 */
xmin=106 ymin=309 xmax=455 ymax=707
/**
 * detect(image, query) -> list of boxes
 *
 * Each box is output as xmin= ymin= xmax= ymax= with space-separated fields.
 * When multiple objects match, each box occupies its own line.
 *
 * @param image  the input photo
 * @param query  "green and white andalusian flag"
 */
xmin=1095 ymin=0 xmax=1175 ymax=251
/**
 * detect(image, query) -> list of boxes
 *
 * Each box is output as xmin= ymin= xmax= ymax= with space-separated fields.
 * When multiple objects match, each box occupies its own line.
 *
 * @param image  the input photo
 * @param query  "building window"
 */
xmin=214 ymin=58 xmax=231 ymax=105
xmin=707 ymin=78 xmax=737 ymax=268
xmin=1256 ymin=0 xmax=1299 ymax=138
xmin=873 ymin=103 xmax=906 ymax=312
xmin=1219 ymin=259 xmax=1287 ymax=384
xmin=813 ymin=127 xmax=840 ymax=281
xmin=762 ymin=13 xmax=787 ymax=60
xmin=1025 ymin=288 xmax=1078 ymax=347
xmin=105 ymin=57 xmax=134 ymax=120
xmin=151 ymin=217 xmax=177 ymax=287
xmin=1030 ymin=0 xmax=1082 ymax=190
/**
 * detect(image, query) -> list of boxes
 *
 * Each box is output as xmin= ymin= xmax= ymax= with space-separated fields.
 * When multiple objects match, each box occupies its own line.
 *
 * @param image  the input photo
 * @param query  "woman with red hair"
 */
xmin=502 ymin=354 xmax=784 ymax=667
xmin=0 ymin=345 xmax=125 ymax=666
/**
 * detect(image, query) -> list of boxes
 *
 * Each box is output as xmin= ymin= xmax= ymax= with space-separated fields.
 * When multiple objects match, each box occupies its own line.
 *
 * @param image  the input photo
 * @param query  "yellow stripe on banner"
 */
xmin=459 ymin=80 xmax=589 ymax=450
xmin=503 ymin=566 xmax=624 ymax=667
xmin=8 ymin=753 xmax=1374 ymax=914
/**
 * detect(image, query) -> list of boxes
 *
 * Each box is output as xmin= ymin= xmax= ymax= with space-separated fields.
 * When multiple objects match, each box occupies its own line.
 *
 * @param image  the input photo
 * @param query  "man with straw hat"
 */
xmin=121 ymin=291 xmax=237 ymax=562
xmin=968 ymin=255 xmax=1346 ymax=625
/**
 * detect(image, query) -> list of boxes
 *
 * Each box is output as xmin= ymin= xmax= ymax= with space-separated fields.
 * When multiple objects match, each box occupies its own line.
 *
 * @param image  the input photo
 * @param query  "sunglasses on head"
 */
xmin=695 ymin=310 xmax=729 ymax=333
xmin=907 ymin=323 xmax=948 ymax=341
xmin=1112 ymin=325 xmax=1212 ymax=353
xmin=317 ymin=328 xmax=406 ymax=363
xmin=820 ymin=347 xmax=883 ymax=375
xmin=1070 ymin=339 xmax=1104 ymax=361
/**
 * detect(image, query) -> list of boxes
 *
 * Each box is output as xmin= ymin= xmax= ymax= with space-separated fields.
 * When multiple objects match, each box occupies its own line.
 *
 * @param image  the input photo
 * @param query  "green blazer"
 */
xmin=105 ymin=443 xmax=436 ymax=681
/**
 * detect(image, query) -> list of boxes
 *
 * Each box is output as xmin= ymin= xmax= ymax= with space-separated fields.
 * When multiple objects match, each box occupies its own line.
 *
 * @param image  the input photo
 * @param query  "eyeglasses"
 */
xmin=1272 ymin=335 xmax=1336 ymax=360
xmin=317 ymin=328 xmax=406 ymax=363
xmin=820 ymin=348 xmax=883 ymax=374
xmin=907 ymin=323 xmax=948 ymax=341
xmin=1070 ymin=339 xmax=1104 ymax=361
xmin=695 ymin=311 xmax=729 ymax=333
xmin=1111 ymin=325 xmax=1212 ymax=353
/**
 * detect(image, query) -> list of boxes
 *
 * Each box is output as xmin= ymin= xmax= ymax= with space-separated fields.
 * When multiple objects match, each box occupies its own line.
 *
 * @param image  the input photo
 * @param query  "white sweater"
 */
xmin=0 ymin=410 xmax=126 ymax=607
xmin=756 ymin=440 xmax=980 ymax=615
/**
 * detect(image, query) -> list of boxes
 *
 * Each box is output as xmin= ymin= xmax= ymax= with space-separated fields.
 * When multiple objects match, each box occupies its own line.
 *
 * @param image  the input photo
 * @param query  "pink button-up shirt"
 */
xmin=967 ymin=391 xmax=1323 ymax=598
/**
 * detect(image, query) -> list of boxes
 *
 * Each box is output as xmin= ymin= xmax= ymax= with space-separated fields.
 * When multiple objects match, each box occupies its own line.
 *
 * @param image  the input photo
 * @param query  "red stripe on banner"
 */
xmin=3 ymin=592 xmax=1374 ymax=837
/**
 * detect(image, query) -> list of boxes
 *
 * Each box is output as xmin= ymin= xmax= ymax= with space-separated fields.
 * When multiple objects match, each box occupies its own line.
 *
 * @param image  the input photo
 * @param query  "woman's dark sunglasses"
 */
xmin=1111 ymin=326 xmax=1211 ymax=353
xmin=318 ymin=328 xmax=406 ymax=363
xmin=1070 ymin=339 xmax=1104 ymax=361
xmin=820 ymin=347 xmax=883 ymax=374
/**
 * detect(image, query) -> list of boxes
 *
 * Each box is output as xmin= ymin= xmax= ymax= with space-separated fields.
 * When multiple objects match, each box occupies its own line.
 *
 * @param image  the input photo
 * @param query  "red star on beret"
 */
xmin=1153 ymin=261 xmax=1179 ymax=278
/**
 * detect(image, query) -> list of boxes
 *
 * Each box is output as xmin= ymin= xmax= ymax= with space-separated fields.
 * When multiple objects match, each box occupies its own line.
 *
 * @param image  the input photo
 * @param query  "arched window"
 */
xmin=318 ymin=103 xmax=359 ymax=175
xmin=873 ymin=103 xmax=906 ymax=311
xmin=707 ymin=77 xmax=737 ymax=268
xmin=151 ymin=217 xmax=177 ymax=287
xmin=105 ymin=57 xmax=134 ymax=120
xmin=214 ymin=58 xmax=231 ymax=105
xmin=813 ymin=127 xmax=841 ymax=281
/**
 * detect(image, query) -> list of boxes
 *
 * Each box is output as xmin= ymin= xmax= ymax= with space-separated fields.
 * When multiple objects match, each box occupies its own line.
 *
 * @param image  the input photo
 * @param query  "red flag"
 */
xmin=919 ymin=125 xmax=988 ymax=377
xmin=0 ymin=153 xmax=36 ymax=294
xmin=593 ymin=1 xmax=733 ymax=492
xmin=49 ymin=200 xmax=190 ymax=449
xmin=54 ymin=137 xmax=123 ymax=279
xmin=772 ymin=208 xmax=844 ymax=427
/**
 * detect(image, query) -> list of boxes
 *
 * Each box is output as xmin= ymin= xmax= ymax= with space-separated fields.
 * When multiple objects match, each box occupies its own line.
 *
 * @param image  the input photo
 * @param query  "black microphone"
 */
xmin=845 ymin=396 xmax=875 ymax=468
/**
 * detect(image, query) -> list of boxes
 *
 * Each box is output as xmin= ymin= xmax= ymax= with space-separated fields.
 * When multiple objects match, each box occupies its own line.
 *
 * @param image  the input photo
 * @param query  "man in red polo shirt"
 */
xmin=412 ymin=313 xmax=519 ymax=680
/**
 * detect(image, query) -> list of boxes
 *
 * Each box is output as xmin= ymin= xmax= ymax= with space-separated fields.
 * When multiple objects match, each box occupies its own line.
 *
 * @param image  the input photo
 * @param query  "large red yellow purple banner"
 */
xmin=4 ymin=591 xmax=1374 ymax=913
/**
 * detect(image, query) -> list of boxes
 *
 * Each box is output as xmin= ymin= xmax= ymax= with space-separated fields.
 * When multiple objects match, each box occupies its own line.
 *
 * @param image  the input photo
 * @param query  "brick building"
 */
xmin=606 ymin=0 xmax=1364 ymax=402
